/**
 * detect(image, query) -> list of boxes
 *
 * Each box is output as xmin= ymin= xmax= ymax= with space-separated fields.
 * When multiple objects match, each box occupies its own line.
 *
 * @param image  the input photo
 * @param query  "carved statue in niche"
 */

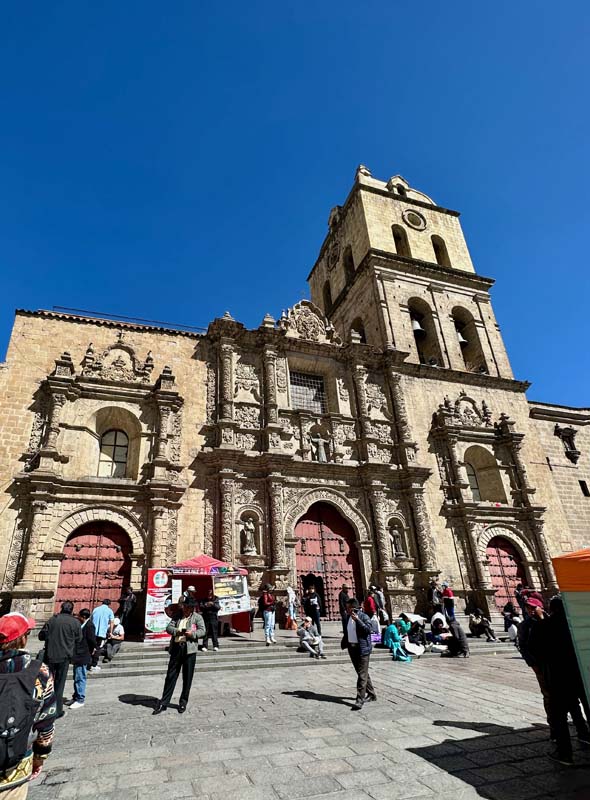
xmin=389 ymin=521 xmax=407 ymax=558
xmin=240 ymin=516 xmax=258 ymax=555
xmin=308 ymin=421 xmax=331 ymax=463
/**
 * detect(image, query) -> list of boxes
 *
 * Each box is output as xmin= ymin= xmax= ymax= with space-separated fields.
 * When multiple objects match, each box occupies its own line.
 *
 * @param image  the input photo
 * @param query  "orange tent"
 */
xmin=552 ymin=548 xmax=590 ymax=592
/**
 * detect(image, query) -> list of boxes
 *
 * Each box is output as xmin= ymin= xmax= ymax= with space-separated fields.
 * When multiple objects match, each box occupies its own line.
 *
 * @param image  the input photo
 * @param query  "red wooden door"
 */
xmin=295 ymin=503 xmax=361 ymax=620
xmin=55 ymin=522 xmax=132 ymax=612
xmin=486 ymin=536 xmax=526 ymax=611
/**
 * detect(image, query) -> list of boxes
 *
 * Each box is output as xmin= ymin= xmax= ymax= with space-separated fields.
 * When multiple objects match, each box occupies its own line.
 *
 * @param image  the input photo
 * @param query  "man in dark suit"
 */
xmin=341 ymin=598 xmax=376 ymax=710
xmin=338 ymin=584 xmax=350 ymax=634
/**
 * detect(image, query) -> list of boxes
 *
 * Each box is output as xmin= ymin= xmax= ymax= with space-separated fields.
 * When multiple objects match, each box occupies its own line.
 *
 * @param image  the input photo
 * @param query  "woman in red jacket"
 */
xmin=260 ymin=584 xmax=276 ymax=646
xmin=363 ymin=590 xmax=378 ymax=618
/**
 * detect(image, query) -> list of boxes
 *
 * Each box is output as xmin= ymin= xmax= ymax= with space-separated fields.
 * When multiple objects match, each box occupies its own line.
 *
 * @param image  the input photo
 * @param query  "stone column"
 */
xmin=18 ymin=501 xmax=48 ymax=586
xmin=155 ymin=405 xmax=171 ymax=460
xmin=531 ymin=519 xmax=558 ymax=590
xmin=219 ymin=341 xmax=234 ymax=422
xmin=386 ymin=368 xmax=418 ymax=463
xmin=268 ymin=477 xmax=286 ymax=568
xmin=219 ymin=474 xmax=234 ymax=563
xmin=408 ymin=490 xmax=436 ymax=571
xmin=466 ymin=522 xmax=489 ymax=589
xmin=150 ymin=507 xmax=166 ymax=568
xmin=369 ymin=488 xmax=393 ymax=570
xmin=263 ymin=345 xmax=279 ymax=425
xmin=45 ymin=393 xmax=67 ymax=451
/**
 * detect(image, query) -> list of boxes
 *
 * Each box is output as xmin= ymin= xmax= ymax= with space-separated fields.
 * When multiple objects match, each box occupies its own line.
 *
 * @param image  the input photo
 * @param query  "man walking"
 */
xmin=0 ymin=612 xmax=57 ymax=797
xmin=153 ymin=598 xmax=205 ymax=715
xmin=68 ymin=608 xmax=96 ymax=709
xmin=90 ymin=599 xmax=114 ymax=671
xmin=38 ymin=601 xmax=81 ymax=718
xmin=338 ymin=584 xmax=350 ymax=633
xmin=200 ymin=588 xmax=221 ymax=652
xmin=341 ymin=598 xmax=376 ymax=710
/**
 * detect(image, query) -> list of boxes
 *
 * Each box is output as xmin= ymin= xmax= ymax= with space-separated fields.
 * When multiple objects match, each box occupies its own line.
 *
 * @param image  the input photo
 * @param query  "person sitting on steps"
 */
xmin=297 ymin=617 xmax=326 ymax=659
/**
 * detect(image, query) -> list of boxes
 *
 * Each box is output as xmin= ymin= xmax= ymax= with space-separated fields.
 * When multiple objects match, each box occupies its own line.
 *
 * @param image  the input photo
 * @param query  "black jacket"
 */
xmin=340 ymin=610 xmax=373 ymax=656
xmin=39 ymin=613 xmax=82 ymax=663
xmin=338 ymin=591 xmax=350 ymax=618
xmin=201 ymin=597 xmax=221 ymax=617
xmin=72 ymin=620 xmax=97 ymax=667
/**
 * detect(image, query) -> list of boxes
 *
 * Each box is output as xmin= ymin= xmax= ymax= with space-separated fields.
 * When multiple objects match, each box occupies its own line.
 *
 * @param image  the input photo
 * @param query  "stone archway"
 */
xmin=477 ymin=525 xmax=538 ymax=611
xmin=54 ymin=521 xmax=133 ymax=612
xmin=284 ymin=488 xmax=371 ymax=544
xmin=48 ymin=505 xmax=145 ymax=554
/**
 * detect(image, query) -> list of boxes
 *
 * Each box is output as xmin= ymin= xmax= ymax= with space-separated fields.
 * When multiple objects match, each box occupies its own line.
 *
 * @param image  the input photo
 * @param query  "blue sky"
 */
xmin=1 ymin=2 xmax=588 ymax=405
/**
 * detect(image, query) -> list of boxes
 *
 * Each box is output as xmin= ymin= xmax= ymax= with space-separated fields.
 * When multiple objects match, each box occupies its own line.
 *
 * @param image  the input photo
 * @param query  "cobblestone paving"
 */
xmin=30 ymin=650 xmax=590 ymax=800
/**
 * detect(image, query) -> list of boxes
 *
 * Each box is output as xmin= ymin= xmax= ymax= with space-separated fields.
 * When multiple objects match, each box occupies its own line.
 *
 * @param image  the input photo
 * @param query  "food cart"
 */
xmin=552 ymin=548 xmax=590 ymax=706
xmin=144 ymin=554 xmax=250 ymax=640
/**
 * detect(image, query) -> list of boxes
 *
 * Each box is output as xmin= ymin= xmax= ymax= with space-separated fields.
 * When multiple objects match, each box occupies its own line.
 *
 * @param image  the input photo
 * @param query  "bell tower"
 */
xmin=308 ymin=165 xmax=512 ymax=379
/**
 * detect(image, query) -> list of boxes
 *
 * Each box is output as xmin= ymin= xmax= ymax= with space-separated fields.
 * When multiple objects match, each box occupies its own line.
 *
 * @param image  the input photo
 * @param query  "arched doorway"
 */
xmin=294 ymin=503 xmax=362 ymax=620
xmin=55 ymin=522 xmax=132 ymax=612
xmin=486 ymin=536 xmax=527 ymax=611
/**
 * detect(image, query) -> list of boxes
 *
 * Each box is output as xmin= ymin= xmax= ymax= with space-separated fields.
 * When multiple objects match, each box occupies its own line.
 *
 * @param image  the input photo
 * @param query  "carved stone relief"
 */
xmin=234 ymin=404 xmax=261 ymax=428
xmin=234 ymin=358 xmax=261 ymax=402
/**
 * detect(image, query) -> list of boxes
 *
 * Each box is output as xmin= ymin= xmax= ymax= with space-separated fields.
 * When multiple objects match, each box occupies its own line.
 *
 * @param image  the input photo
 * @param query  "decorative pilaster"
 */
xmin=219 ymin=473 xmax=234 ymax=563
xmin=155 ymin=405 xmax=172 ymax=460
xmin=466 ymin=521 xmax=489 ymax=589
xmin=369 ymin=488 xmax=393 ymax=570
xmin=16 ymin=501 xmax=48 ymax=587
xmin=268 ymin=476 xmax=286 ymax=568
xmin=219 ymin=341 xmax=234 ymax=421
xmin=150 ymin=507 xmax=166 ymax=567
xmin=45 ymin=394 xmax=67 ymax=451
xmin=531 ymin=518 xmax=558 ymax=591
xmin=386 ymin=368 xmax=418 ymax=464
xmin=408 ymin=490 xmax=436 ymax=571
xmin=263 ymin=345 xmax=279 ymax=425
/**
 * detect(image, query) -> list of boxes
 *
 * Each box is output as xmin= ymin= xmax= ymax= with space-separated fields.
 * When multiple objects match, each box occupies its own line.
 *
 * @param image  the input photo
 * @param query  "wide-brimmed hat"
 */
xmin=0 ymin=612 xmax=36 ymax=643
xmin=525 ymin=597 xmax=543 ymax=609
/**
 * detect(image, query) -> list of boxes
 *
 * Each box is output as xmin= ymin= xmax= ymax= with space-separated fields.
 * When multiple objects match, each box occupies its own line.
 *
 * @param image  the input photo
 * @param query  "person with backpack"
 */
xmin=38 ymin=601 xmax=82 ymax=718
xmin=0 ymin=612 xmax=57 ymax=797
xmin=67 ymin=608 xmax=97 ymax=709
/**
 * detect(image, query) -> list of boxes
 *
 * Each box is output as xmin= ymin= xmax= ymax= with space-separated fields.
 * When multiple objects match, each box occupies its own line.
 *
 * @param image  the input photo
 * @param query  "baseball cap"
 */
xmin=0 ymin=612 xmax=36 ymax=642
xmin=525 ymin=597 xmax=544 ymax=609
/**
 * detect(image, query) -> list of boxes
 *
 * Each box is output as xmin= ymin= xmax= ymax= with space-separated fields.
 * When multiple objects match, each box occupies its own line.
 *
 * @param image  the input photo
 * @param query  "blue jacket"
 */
xmin=341 ymin=610 xmax=373 ymax=656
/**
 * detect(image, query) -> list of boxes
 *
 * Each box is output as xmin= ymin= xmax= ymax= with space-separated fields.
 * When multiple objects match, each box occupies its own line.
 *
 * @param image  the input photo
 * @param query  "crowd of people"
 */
xmin=1 ymin=576 xmax=588 ymax=798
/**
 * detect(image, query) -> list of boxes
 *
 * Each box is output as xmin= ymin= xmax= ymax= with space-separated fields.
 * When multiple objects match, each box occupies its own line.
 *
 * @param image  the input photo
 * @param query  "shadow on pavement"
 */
xmin=118 ymin=693 xmax=160 ymax=709
xmin=409 ymin=719 xmax=590 ymax=799
xmin=282 ymin=690 xmax=354 ymax=707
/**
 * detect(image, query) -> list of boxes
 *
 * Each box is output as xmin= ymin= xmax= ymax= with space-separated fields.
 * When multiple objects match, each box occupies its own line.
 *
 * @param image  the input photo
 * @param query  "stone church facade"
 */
xmin=0 ymin=166 xmax=588 ymax=623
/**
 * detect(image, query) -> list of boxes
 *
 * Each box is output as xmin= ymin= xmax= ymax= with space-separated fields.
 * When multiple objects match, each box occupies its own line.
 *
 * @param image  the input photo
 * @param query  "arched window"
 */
xmin=343 ymin=246 xmax=355 ymax=283
xmin=465 ymin=463 xmax=481 ymax=502
xmin=322 ymin=280 xmax=332 ymax=314
xmin=98 ymin=430 xmax=129 ymax=478
xmin=463 ymin=445 xmax=507 ymax=504
xmin=452 ymin=307 xmax=488 ymax=374
xmin=350 ymin=317 xmax=367 ymax=344
xmin=431 ymin=235 xmax=451 ymax=267
xmin=392 ymin=225 xmax=412 ymax=258
xmin=408 ymin=298 xmax=443 ymax=366
xmin=396 ymin=184 xmax=407 ymax=197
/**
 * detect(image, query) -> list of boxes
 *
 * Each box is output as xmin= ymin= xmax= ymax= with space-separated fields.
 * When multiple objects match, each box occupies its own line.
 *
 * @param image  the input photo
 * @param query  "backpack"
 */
xmin=0 ymin=659 xmax=42 ymax=774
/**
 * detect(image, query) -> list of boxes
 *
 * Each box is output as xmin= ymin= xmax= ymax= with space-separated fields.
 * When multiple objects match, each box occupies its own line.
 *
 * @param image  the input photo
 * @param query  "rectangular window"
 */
xmin=580 ymin=480 xmax=590 ymax=498
xmin=289 ymin=372 xmax=327 ymax=414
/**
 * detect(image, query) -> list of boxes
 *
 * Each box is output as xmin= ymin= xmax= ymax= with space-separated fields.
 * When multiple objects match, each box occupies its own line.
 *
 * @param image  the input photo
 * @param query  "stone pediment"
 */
xmin=278 ymin=300 xmax=341 ymax=345
xmin=433 ymin=390 xmax=493 ymax=429
xmin=80 ymin=334 xmax=155 ymax=384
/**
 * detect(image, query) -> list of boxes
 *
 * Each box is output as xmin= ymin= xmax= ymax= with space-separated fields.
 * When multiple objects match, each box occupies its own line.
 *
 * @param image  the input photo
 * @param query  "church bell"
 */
xmin=411 ymin=317 xmax=426 ymax=337
xmin=456 ymin=328 xmax=468 ymax=346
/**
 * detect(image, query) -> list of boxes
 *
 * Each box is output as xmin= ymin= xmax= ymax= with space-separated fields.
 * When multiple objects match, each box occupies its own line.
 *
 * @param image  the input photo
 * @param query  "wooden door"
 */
xmin=486 ymin=536 xmax=526 ymax=611
xmin=55 ymin=522 xmax=132 ymax=612
xmin=294 ymin=503 xmax=361 ymax=620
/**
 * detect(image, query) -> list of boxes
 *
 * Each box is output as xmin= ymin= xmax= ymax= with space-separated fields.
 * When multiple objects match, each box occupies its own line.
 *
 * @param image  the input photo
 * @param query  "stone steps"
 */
xmin=87 ymin=636 xmax=517 ymax=678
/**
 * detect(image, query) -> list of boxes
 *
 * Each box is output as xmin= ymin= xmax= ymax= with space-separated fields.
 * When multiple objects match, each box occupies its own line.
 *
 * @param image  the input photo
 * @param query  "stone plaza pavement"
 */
xmin=29 ymin=648 xmax=590 ymax=800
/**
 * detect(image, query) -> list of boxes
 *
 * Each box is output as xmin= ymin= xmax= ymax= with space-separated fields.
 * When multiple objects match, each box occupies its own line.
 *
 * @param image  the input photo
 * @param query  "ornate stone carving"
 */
xmin=409 ymin=491 xmax=436 ymax=571
xmin=221 ymin=427 xmax=234 ymax=444
xmin=275 ymin=358 xmax=288 ymax=392
xmin=278 ymin=300 xmax=342 ymax=345
xmin=308 ymin=421 xmax=332 ymax=463
xmin=235 ymin=432 xmax=257 ymax=451
xmin=27 ymin=399 xmax=49 ymax=454
xmin=1 ymin=517 xmax=27 ymax=592
xmin=367 ymin=443 xmax=391 ymax=463
xmin=240 ymin=515 xmax=258 ymax=555
xmin=365 ymin=421 xmax=393 ymax=445
xmin=370 ymin=489 xmax=393 ymax=570
xmin=220 ymin=477 xmax=234 ymax=562
xmin=365 ymin=379 xmax=389 ymax=418
xmin=220 ymin=342 xmax=234 ymax=420
xmin=234 ymin=404 xmax=261 ymax=428
xmin=169 ymin=410 xmax=182 ymax=464
xmin=206 ymin=359 xmax=217 ymax=422
xmin=337 ymin=377 xmax=350 ymax=404
xmin=203 ymin=480 xmax=216 ymax=557
xmin=554 ymin=424 xmax=580 ymax=464
xmin=166 ymin=508 xmax=178 ymax=565
xmin=234 ymin=358 xmax=261 ymax=401
xmin=45 ymin=394 xmax=67 ymax=450
xmin=81 ymin=337 xmax=154 ymax=383
xmin=268 ymin=480 xmax=286 ymax=568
